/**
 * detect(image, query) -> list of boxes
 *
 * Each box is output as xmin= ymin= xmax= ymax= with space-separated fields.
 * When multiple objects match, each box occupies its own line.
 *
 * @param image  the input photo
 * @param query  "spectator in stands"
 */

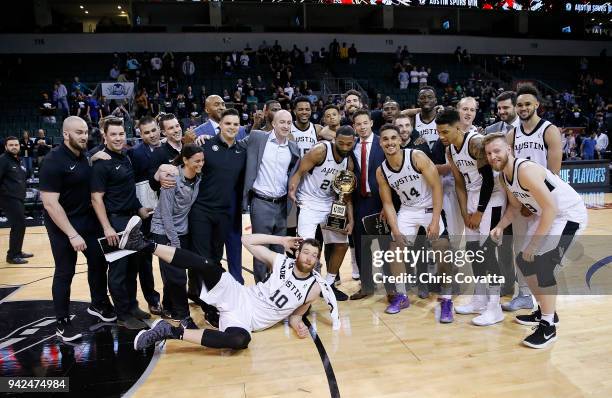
xmin=246 ymin=90 xmax=258 ymax=107
xmin=437 ymin=70 xmax=450 ymax=87
xmin=117 ymin=70 xmax=128 ymax=82
xmin=232 ymin=90 xmax=245 ymax=106
xmin=111 ymin=99 xmax=130 ymax=123
xmin=109 ymin=64 xmax=120 ymax=80
xmin=462 ymin=48 xmax=471 ymax=63
xmin=181 ymin=56 xmax=195 ymax=85
xmin=329 ymin=39 xmax=340 ymax=61
xmin=39 ymin=92 xmax=57 ymax=124
xmin=580 ymin=132 xmax=597 ymax=160
xmin=283 ymin=82 xmax=295 ymax=100
xmin=222 ymin=89 xmax=231 ymax=103
xmin=168 ymin=76 xmax=178 ymax=97
xmin=126 ymin=53 xmax=141 ymax=77
xmin=410 ymin=66 xmax=419 ymax=87
xmin=99 ymin=96 xmax=111 ymax=118
xmin=562 ymin=130 xmax=576 ymax=160
xmin=72 ymin=76 xmax=89 ymax=95
xmin=595 ymin=131 xmax=609 ymax=159
xmin=304 ymin=47 xmax=313 ymax=66
xmin=339 ymin=42 xmax=349 ymax=62
xmin=395 ymin=46 xmax=402 ymax=62
xmin=419 ymin=67 xmax=429 ymax=88
xmin=135 ymin=89 xmax=149 ymax=119
xmin=398 ymin=67 xmax=409 ymax=90
xmin=34 ymin=129 xmax=51 ymax=168
xmin=454 ymin=46 xmax=463 ymax=62
xmin=150 ymin=53 xmax=163 ymax=77
xmin=348 ymin=44 xmax=358 ymax=65
xmin=19 ymin=130 xmax=34 ymax=176
xmin=157 ymin=75 xmax=168 ymax=99
xmin=87 ymin=94 xmax=101 ymax=126
xmin=72 ymin=93 xmax=90 ymax=123
xmin=240 ymin=51 xmax=250 ymax=69
xmin=185 ymin=86 xmax=196 ymax=113
xmin=54 ymin=79 xmax=69 ymax=119
xmin=176 ymin=94 xmax=189 ymax=121
xmin=255 ymin=75 xmax=267 ymax=101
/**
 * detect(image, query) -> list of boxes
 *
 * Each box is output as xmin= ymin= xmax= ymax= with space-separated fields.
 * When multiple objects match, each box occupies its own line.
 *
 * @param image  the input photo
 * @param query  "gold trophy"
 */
xmin=324 ymin=170 xmax=356 ymax=232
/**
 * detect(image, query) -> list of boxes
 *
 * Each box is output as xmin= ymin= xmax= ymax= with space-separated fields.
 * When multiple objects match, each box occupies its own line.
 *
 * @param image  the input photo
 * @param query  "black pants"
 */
xmin=189 ymin=210 xmax=232 ymax=265
xmin=138 ymin=217 xmax=160 ymax=306
xmin=0 ymin=196 xmax=25 ymax=259
xmin=108 ymin=214 xmax=141 ymax=319
xmin=153 ymin=233 xmax=190 ymax=319
xmin=47 ymin=213 xmax=110 ymax=320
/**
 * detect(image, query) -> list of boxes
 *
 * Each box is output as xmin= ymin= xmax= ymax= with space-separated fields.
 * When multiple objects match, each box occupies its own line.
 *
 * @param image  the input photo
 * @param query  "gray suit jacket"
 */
xmin=484 ymin=120 xmax=514 ymax=135
xmin=239 ymin=130 xmax=300 ymax=212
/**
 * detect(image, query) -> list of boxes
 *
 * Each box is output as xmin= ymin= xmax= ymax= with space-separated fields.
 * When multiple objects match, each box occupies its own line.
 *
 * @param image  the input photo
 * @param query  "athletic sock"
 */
xmin=326 ymin=273 xmax=337 ymax=286
xmin=487 ymin=285 xmax=501 ymax=304
xmin=518 ymin=285 xmax=531 ymax=297
xmin=170 ymin=325 xmax=184 ymax=340
xmin=396 ymin=282 xmax=407 ymax=295
xmin=541 ymin=313 xmax=555 ymax=325
xmin=440 ymin=294 xmax=452 ymax=300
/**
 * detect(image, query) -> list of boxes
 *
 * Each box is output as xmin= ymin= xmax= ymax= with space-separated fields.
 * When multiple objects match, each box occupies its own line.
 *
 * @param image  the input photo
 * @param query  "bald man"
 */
xmin=39 ymin=116 xmax=114 ymax=341
xmin=193 ymin=95 xmax=248 ymax=140
xmin=241 ymin=110 xmax=301 ymax=282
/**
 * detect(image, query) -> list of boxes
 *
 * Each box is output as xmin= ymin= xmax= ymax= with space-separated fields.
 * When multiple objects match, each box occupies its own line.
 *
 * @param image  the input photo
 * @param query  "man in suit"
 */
xmin=484 ymin=91 xmax=521 ymax=300
xmin=193 ymin=95 xmax=246 ymax=285
xmin=349 ymin=109 xmax=386 ymax=300
xmin=241 ymin=110 xmax=300 ymax=282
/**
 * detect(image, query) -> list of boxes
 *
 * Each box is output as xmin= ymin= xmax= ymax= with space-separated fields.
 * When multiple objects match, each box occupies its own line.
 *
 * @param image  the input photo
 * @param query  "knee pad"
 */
xmin=225 ymin=327 xmax=251 ymax=350
xmin=515 ymin=252 xmax=536 ymax=277
xmin=535 ymin=249 xmax=560 ymax=288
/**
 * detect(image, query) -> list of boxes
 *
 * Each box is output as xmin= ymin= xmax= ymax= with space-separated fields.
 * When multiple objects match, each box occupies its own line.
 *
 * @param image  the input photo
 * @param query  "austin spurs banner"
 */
xmin=100 ymin=82 xmax=135 ymax=100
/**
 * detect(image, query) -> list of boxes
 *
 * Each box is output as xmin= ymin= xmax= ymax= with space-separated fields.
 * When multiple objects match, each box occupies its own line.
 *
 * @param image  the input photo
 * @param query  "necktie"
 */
xmin=360 ymin=141 xmax=368 ymax=197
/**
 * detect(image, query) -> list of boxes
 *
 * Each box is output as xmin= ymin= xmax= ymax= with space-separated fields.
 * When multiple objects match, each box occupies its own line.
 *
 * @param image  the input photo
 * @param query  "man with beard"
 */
xmin=394 ymin=115 xmax=431 ymax=156
xmin=39 ymin=116 xmax=115 ymax=341
xmin=123 ymin=227 xmax=339 ymax=351
xmin=485 ymin=91 xmax=521 ymax=135
xmin=91 ymin=116 xmax=153 ymax=329
xmin=290 ymin=97 xmax=324 ymax=157
xmin=437 ymin=108 xmax=507 ymax=326
xmin=340 ymin=89 xmax=363 ymax=126
xmin=485 ymin=132 xmax=587 ymax=348
xmin=127 ymin=116 xmax=162 ymax=316
xmin=0 ymin=137 xmax=30 ymax=264
xmin=288 ymin=126 xmax=356 ymax=301
xmin=251 ymin=100 xmax=282 ymax=132
xmin=319 ymin=104 xmax=341 ymax=142
xmin=501 ymin=83 xmax=563 ymax=313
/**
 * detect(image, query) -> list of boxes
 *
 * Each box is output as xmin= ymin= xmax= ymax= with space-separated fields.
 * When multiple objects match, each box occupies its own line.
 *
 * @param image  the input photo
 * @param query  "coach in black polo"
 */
xmin=190 ymin=108 xmax=246 ymax=272
xmin=91 ymin=116 xmax=151 ymax=330
xmin=40 ymin=116 xmax=114 ymax=342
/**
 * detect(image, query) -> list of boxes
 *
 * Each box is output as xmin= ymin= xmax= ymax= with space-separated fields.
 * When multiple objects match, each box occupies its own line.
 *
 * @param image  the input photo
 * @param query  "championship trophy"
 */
xmin=324 ymin=170 xmax=356 ymax=232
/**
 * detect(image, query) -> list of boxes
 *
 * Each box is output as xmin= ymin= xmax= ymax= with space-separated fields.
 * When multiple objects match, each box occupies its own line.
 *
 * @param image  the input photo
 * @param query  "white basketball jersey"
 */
xmin=296 ymin=141 xmax=348 ymax=212
xmin=291 ymin=122 xmax=317 ymax=157
xmin=415 ymin=113 xmax=439 ymax=150
xmin=450 ymin=131 xmax=483 ymax=192
xmin=513 ymin=119 xmax=551 ymax=167
xmin=381 ymin=149 xmax=433 ymax=210
xmin=248 ymin=254 xmax=317 ymax=332
xmin=502 ymin=158 xmax=583 ymax=217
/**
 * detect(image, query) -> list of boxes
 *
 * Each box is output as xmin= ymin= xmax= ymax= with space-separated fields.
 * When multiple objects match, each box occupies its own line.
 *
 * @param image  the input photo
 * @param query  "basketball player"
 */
xmin=341 ymin=89 xmax=363 ymax=126
xmin=288 ymin=126 xmax=357 ymax=301
xmin=376 ymin=125 xmax=454 ymax=322
xmin=121 ymin=222 xmax=339 ymax=351
xmin=437 ymin=108 xmax=507 ymax=326
xmin=414 ymin=86 xmax=440 ymax=150
xmin=457 ymin=96 xmax=479 ymax=134
xmin=253 ymin=100 xmax=282 ymax=132
xmin=484 ymin=132 xmax=587 ymax=348
xmin=319 ymin=104 xmax=341 ymax=141
xmin=291 ymin=97 xmax=323 ymax=157
xmin=503 ymin=83 xmax=563 ymax=312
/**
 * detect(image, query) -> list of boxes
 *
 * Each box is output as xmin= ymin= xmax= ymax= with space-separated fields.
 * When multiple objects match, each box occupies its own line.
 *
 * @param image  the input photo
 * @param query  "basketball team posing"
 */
xmin=126 ymin=83 xmax=586 ymax=352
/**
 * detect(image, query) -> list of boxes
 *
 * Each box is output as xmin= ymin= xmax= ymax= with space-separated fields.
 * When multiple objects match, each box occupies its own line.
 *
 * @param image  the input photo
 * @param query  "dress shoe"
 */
xmin=19 ymin=252 xmax=34 ymax=258
xmin=6 ymin=257 xmax=28 ymax=264
xmin=350 ymin=289 xmax=370 ymax=300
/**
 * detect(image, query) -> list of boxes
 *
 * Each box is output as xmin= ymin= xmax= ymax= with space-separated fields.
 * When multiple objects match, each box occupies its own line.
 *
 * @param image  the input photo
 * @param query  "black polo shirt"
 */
xmin=0 ymin=152 xmax=26 ymax=200
xmin=190 ymin=134 xmax=246 ymax=218
xmin=148 ymin=141 xmax=181 ymax=192
xmin=430 ymin=138 xmax=447 ymax=165
xmin=39 ymin=143 xmax=93 ymax=218
xmin=401 ymin=130 xmax=433 ymax=160
xmin=90 ymin=147 xmax=141 ymax=214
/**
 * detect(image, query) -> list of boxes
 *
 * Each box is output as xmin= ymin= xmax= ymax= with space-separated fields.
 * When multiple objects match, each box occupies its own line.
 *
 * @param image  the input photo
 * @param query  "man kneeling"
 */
xmin=118 ymin=216 xmax=339 ymax=351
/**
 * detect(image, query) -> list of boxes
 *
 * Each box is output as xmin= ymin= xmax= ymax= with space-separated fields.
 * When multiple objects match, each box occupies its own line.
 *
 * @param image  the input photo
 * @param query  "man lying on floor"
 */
xmin=117 ymin=216 xmax=340 ymax=351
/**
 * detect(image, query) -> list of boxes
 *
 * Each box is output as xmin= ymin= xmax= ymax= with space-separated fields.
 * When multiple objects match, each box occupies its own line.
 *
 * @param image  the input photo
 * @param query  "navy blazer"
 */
xmin=351 ymin=135 xmax=386 ymax=211
xmin=127 ymin=142 xmax=154 ymax=183
xmin=194 ymin=119 xmax=248 ymax=141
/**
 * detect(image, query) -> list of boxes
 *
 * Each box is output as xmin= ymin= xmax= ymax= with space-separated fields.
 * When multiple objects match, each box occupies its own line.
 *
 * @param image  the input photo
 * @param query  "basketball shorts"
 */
xmin=297 ymin=206 xmax=348 ymax=244
xmin=397 ymin=207 xmax=446 ymax=244
xmin=199 ymin=272 xmax=253 ymax=333
xmin=466 ymin=189 xmax=507 ymax=244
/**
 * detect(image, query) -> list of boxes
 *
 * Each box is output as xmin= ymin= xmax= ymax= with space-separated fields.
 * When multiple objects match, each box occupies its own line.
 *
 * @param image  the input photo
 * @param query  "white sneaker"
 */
xmin=472 ymin=302 xmax=504 ymax=326
xmin=455 ymin=295 xmax=487 ymax=315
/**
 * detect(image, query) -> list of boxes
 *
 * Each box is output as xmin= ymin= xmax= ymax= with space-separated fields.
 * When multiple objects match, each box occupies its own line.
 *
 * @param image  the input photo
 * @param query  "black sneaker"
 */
xmin=334 ymin=274 xmax=341 ymax=286
xmin=331 ymin=285 xmax=348 ymax=301
xmin=118 ymin=315 xmax=147 ymax=330
xmin=6 ymin=256 xmax=28 ymax=264
xmin=87 ymin=303 xmax=118 ymax=322
xmin=515 ymin=306 xmax=559 ymax=326
xmin=56 ymin=318 xmax=82 ymax=342
xmin=523 ymin=320 xmax=557 ymax=349
xmin=148 ymin=303 xmax=163 ymax=316
xmin=118 ymin=216 xmax=146 ymax=251
xmin=134 ymin=319 xmax=174 ymax=350
xmin=180 ymin=316 xmax=198 ymax=330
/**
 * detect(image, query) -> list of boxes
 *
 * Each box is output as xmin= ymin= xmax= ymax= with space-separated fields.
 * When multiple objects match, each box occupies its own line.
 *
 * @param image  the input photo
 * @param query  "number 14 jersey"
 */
xmin=381 ymin=149 xmax=433 ymax=211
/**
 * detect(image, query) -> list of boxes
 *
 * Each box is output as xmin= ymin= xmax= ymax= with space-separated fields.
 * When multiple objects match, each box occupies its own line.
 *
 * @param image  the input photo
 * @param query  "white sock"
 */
xmin=474 ymin=282 xmax=487 ymax=296
xmin=541 ymin=313 xmax=554 ymax=325
xmin=326 ymin=273 xmax=337 ymax=285
xmin=396 ymin=283 xmax=407 ymax=295
xmin=440 ymin=294 xmax=452 ymax=300
xmin=350 ymin=248 xmax=359 ymax=275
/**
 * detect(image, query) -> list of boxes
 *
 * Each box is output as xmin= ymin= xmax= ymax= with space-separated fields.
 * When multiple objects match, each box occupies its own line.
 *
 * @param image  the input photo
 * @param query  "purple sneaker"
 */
xmin=439 ymin=298 xmax=454 ymax=323
xmin=385 ymin=294 xmax=410 ymax=314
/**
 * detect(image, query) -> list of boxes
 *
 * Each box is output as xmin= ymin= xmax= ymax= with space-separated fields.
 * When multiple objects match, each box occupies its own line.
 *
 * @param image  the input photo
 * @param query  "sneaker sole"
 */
xmin=454 ymin=308 xmax=486 ymax=315
xmin=502 ymin=304 xmax=535 ymax=312
xmin=472 ymin=316 xmax=504 ymax=326
xmin=522 ymin=335 xmax=557 ymax=349
xmin=87 ymin=307 xmax=118 ymax=322
xmin=515 ymin=318 xmax=559 ymax=326
xmin=56 ymin=331 xmax=83 ymax=342
xmin=119 ymin=216 xmax=142 ymax=249
xmin=133 ymin=318 xmax=164 ymax=350
xmin=439 ymin=317 xmax=454 ymax=324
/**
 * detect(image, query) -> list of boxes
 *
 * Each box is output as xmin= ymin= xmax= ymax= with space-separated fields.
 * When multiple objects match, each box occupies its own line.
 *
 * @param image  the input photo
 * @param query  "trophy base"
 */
xmin=323 ymin=215 xmax=347 ymax=232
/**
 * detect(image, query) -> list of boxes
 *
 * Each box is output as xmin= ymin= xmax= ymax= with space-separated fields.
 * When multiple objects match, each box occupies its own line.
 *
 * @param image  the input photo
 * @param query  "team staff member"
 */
xmin=91 ymin=116 xmax=152 ymax=330
xmin=128 ymin=116 xmax=162 ymax=315
xmin=40 ymin=116 xmax=115 ymax=342
xmin=0 ymin=136 xmax=31 ymax=264
xmin=148 ymin=113 xmax=184 ymax=192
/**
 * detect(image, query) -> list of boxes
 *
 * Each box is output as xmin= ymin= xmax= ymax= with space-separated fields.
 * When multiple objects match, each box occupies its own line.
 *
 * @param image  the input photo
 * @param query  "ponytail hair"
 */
xmin=172 ymin=143 xmax=203 ymax=167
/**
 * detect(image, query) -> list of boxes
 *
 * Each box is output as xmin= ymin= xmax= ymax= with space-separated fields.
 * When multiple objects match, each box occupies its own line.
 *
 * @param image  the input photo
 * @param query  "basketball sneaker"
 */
xmin=501 ymin=295 xmax=534 ymax=312
xmin=56 ymin=318 xmax=82 ymax=342
xmin=134 ymin=319 xmax=176 ymax=350
xmin=385 ymin=294 xmax=410 ymax=314
xmin=472 ymin=301 xmax=504 ymax=326
xmin=522 ymin=319 xmax=557 ymax=349
xmin=119 ymin=216 xmax=150 ymax=252
xmin=87 ymin=303 xmax=117 ymax=322
xmin=454 ymin=294 xmax=487 ymax=315
xmin=439 ymin=298 xmax=454 ymax=323
xmin=515 ymin=306 xmax=559 ymax=326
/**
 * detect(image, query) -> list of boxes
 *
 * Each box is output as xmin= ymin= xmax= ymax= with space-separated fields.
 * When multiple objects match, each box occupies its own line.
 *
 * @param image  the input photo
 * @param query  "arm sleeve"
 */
xmin=477 ymin=164 xmax=494 ymax=213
